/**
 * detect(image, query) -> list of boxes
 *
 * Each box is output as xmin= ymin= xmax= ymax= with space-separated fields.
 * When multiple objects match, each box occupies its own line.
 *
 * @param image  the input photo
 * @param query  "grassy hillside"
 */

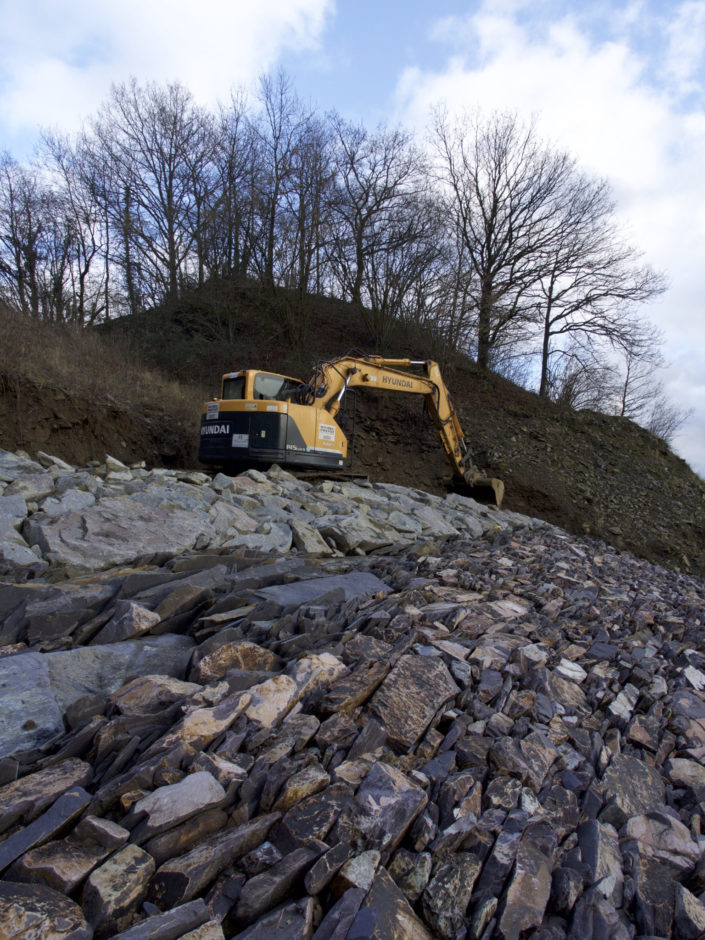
xmin=2 ymin=286 xmax=704 ymax=578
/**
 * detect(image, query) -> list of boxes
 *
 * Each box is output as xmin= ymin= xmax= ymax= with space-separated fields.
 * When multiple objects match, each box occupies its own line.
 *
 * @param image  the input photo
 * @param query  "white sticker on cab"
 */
xmin=318 ymin=423 xmax=336 ymax=442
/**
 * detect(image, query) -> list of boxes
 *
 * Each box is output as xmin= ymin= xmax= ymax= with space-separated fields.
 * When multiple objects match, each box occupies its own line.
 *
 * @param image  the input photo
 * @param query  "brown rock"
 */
xmin=234 ymin=845 xmax=320 ymax=925
xmin=191 ymin=640 xmax=281 ymax=684
xmin=498 ymin=821 xmax=557 ymax=938
xmin=82 ymin=843 xmax=156 ymax=937
xmin=353 ymin=868 xmax=433 ymax=939
xmin=272 ymin=760 xmax=330 ymax=813
xmin=0 ymin=758 xmax=93 ymax=835
xmin=0 ymin=880 xmax=91 ymax=939
xmin=321 ymin=659 xmax=390 ymax=712
xmin=107 ymin=675 xmax=201 ymax=716
xmin=0 ymin=786 xmax=92 ymax=875
xmin=422 ymin=852 xmax=482 ymax=938
xmin=149 ymin=812 xmax=280 ymax=909
xmin=598 ymin=753 xmax=666 ymax=828
xmin=143 ymin=809 xmax=228 ymax=866
xmin=369 ymin=654 xmax=458 ymax=751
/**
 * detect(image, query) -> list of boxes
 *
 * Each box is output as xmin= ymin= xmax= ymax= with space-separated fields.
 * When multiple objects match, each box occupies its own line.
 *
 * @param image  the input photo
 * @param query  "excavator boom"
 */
xmin=198 ymin=353 xmax=503 ymax=505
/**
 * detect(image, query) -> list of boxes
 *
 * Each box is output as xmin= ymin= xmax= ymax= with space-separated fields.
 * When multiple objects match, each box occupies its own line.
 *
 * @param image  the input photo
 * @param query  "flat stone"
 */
xmin=352 ymin=867 xmax=433 ymax=939
xmin=131 ymin=771 xmax=226 ymax=840
xmin=8 ymin=837 xmax=109 ymax=894
xmin=278 ymin=783 xmax=353 ymax=849
xmin=141 ymin=690 xmax=251 ymax=756
xmin=45 ymin=635 xmax=194 ymax=715
xmin=0 ymin=651 xmax=65 ymax=758
xmin=0 ymin=759 xmax=93 ymax=835
xmin=245 ymin=675 xmax=298 ymax=728
xmin=107 ymin=675 xmax=201 ymax=716
xmin=305 ymin=842 xmax=355 ymax=895
xmin=233 ymin=897 xmax=316 ymax=939
xmin=191 ymin=641 xmax=281 ymax=683
xmin=109 ymin=899 xmax=211 ymax=939
xmin=234 ymin=845 xmax=320 ymax=925
xmin=321 ymin=659 xmax=390 ymax=712
xmin=0 ymin=786 xmax=92 ymax=874
xmin=91 ymin=599 xmax=161 ymax=644
xmin=667 ymin=757 xmax=705 ymax=790
xmin=598 ymin=754 xmax=666 ymax=828
xmin=272 ymin=761 xmax=330 ymax=812
xmin=674 ymin=883 xmax=705 ymax=939
xmin=0 ymin=881 xmax=91 ymax=939
xmin=256 ymin=571 xmax=389 ymax=607
xmin=623 ymin=810 xmax=701 ymax=873
xmin=82 ymin=843 xmax=155 ymax=936
xmin=149 ymin=812 xmax=280 ymax=909
xmin=498 ymin=821 xmax=557 ymax=938
xmin=349 ymin=761 xmax=428 ymax=852
xmin=369 ymin=654 xmax=458 ymax=751
xmin=331 ymin=850 xmax=381 ymax=895
xmin=143 ymin=809 xmax=229 ymax=867
xmin=632 ymin=854 xmax=676 ymax=937
xmin=25 ymin=495 xmax=212 ymax=570
xmin=422 ymin=852 xmax=481 ymax=937
xmin=311 ymin=887 xmax=366 ymax=940
xmin=578 ymin=819 xmax=623 ymax=907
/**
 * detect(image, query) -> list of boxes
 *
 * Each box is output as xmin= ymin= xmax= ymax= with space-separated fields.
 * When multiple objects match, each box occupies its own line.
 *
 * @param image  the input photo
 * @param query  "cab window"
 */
xmin=253 ymin=373 xmax=303 ymax=401
xmin=222 ymin=376 xmax=246 ymax=400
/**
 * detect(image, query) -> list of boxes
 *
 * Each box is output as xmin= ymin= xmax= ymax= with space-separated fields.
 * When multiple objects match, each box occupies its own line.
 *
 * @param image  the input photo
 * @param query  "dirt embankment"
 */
xmin=2 ymin=370 xmax=704 ymax=581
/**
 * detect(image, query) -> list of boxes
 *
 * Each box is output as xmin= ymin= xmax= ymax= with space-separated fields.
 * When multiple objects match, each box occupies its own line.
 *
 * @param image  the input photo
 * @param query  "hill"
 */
xmin=1 ymin=285 xmax=704 ymax=578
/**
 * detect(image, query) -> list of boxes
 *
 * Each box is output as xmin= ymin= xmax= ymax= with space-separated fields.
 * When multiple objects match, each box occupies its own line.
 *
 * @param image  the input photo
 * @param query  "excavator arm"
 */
xmin=297 ymin=355 xmax=504 ymax=506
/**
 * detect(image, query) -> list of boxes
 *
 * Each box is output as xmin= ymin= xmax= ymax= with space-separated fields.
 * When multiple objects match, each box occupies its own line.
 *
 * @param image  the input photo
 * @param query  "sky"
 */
xmin=1 ymin=0 xmax=704 ymax=477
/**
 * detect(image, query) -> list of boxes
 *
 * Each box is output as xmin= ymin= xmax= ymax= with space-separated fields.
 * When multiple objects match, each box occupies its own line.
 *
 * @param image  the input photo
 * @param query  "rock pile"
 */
xmin=2 ymin=448 xmax=705 ymax=938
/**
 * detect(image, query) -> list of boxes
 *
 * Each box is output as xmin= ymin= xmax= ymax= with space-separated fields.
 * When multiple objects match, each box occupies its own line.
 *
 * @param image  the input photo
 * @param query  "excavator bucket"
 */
xmin=461 ymin=470 xmax=505 ymax=508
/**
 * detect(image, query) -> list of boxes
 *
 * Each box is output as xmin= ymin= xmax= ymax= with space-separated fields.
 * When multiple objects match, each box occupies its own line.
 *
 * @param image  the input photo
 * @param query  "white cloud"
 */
xmin=394 ymin=0 xmax=705 ymax=476
xmin=0 ymin=0 xmax=332 ymax=146
xmin=665 ymin=0 xmax=705 ymax=92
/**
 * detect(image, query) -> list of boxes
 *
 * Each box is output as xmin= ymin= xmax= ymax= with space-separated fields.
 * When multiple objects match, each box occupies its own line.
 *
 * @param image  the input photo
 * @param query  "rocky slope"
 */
xmin=2 ymin=448 xmax=705 ymax=938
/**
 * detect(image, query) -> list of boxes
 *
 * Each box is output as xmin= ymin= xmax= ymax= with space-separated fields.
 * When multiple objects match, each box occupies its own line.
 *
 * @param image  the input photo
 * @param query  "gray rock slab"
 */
xmin=45 ymin=634 xmax=194 ymax=714
xmin=0 ymin=493 xmax=39 ymax=566
xmin=4 ymin=471 xmax=56 ymax=501
xmin=255 ymin=571 xmax=389 ymax=608
xmin=25 ymin=495 xmax=213 ymax=569
xmin=0 ymin=448 xmax=44 ymax=480
xmin=0 ymin=651 xmax=65 ymax=758
xmin=40 ymin=489 xmax=97 ymax=517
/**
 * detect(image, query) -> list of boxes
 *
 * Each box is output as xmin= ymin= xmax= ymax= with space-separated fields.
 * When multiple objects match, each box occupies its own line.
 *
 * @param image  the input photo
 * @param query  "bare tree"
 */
xmin=208 ymin=92 xmax=259 ymax=282
xmin=432 ymin=110 xmax=595 ymax=369
xmin=534 ymin=171 xmax=666 ymax=396
xmin=0 ymin=154 xmax=45 ymax=316
xmin=328 ymin=117 xmax=426 ymax=310
xmin=89 ymin=79 xmax=216 ymax=309
xmin=613 ymin=334 xmax=691 ymax=442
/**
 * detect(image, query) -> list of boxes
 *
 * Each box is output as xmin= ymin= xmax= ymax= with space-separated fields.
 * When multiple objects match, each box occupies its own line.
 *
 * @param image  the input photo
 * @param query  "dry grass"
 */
xmin=0 ymin=303 xmax=206 ymax=421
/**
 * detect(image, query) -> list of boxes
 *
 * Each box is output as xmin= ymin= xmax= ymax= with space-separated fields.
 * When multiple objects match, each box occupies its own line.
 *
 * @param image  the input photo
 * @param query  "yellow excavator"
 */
xmin=199 ymin=352 xmax=504 ymax=506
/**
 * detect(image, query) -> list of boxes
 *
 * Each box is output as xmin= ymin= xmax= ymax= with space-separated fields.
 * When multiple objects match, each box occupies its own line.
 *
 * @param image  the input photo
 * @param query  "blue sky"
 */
xmin=1 ymin=0 xmax=704 ymax=476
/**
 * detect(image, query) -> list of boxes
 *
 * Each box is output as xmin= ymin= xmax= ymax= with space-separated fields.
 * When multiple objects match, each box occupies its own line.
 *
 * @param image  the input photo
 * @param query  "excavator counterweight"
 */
xmin=198 ymin=353 xmax=503 ymax=506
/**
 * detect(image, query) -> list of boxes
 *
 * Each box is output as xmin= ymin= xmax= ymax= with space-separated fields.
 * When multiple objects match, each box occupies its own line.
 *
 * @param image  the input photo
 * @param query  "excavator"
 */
xmin=198 ymin=352 xmax=504 ymax=506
